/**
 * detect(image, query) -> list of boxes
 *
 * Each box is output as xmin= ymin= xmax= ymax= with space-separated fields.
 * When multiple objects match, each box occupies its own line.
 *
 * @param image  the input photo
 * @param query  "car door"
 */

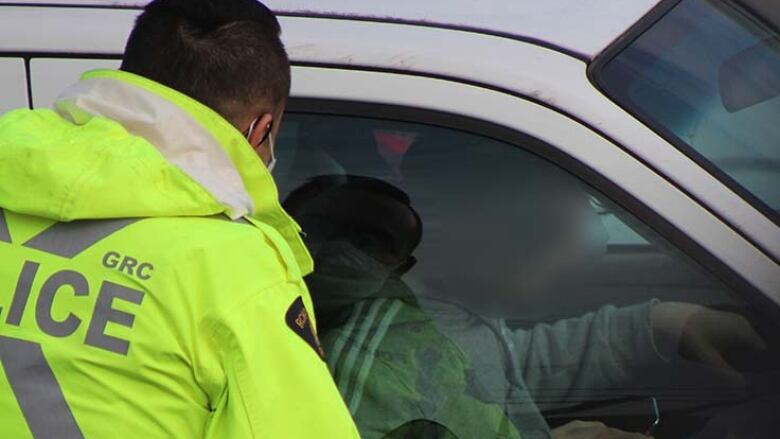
xmin=276 ymin=65 xmax=780 ymax=439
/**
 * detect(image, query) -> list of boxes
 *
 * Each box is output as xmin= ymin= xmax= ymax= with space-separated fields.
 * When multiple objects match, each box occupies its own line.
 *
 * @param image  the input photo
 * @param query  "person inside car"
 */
xmin=284 ymin=158 xmax=765 ymax=439
xmin=284 ymin=175 xmax=522 ymax=439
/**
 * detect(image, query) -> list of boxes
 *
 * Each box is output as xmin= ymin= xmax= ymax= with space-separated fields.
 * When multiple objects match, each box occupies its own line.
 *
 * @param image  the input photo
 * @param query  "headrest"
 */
xmin=283 ymin=175 xmax=422 ymax=271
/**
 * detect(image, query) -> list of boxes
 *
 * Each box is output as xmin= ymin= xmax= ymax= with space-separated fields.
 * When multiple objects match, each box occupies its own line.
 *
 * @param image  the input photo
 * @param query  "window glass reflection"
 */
xmin=277 ymin=113 xmax=780 ymax=439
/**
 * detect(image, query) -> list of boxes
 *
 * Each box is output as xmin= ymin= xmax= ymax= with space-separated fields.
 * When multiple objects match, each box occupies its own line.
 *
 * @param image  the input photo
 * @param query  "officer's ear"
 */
xmin=246 ymin=113 xmax=274 ymax=150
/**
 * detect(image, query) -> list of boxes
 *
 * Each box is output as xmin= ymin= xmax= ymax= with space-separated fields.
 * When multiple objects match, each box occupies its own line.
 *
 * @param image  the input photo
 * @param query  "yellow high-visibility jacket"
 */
xmin=0 ymin=69 xmax=360 ymax=439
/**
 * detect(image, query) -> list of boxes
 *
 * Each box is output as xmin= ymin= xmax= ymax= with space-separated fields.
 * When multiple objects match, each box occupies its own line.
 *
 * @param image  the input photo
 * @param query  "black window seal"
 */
xmin=0 ymin=55 xmax=32 ymax=109
xmin=23 ymin=57 xmax=32 ymax=109
xmin=285 ymin=97 xmax=779 ymax=319
xmin=587 ymin=0 xmax=780 ymax=227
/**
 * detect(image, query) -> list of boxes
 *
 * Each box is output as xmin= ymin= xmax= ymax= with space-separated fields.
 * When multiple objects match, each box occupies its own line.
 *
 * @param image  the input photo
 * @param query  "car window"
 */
xmin=595 ymin=0 xmax=780 ymax=219
xmin=0 ymin=57 xmax=28 ymax=115
xmin=29 ymin=58 xmax=120 ymax=109
xmin=277 ymin=112 xmax=780 ymax=439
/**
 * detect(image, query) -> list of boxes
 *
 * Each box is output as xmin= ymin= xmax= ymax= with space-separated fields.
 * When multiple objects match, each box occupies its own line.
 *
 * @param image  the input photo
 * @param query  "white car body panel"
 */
xmin=266 ymin=0 xmax=661 ymax=60
xmin=0 ymin=7 xmax=136 ymax=54
xmin=30 ymin=58 xmax=120 ymax=107
xmin=0 ymin=57 xmax=27 ymax=112
xmin=0 ymin=0 xmax=661 ymax=59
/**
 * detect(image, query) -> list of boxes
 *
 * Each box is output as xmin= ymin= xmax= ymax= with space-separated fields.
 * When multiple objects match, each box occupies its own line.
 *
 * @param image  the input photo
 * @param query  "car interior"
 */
xmin=276 ymin=111 xmax=780 ymax=438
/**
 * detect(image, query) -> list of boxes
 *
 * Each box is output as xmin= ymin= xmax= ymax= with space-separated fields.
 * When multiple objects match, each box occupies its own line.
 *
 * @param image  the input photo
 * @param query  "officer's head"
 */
xmin=121 ymin=0 xmax=288 ymax=167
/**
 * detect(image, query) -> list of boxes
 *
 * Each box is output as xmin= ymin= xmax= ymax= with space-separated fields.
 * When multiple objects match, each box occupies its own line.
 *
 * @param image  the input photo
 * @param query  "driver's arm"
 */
xmin=510 ymin=301 xmax=666 ymax=401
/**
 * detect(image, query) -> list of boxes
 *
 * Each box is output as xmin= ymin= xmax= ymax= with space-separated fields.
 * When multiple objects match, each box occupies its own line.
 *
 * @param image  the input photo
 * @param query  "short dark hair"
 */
xmin=121 ymin=0 xmax=290 ymax=122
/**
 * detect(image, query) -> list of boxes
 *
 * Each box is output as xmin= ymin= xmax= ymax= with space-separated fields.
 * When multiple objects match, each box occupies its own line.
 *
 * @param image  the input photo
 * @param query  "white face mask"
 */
xmin=246 ymin=117 xmax=277 ymax=173
xmin=266 ymin=131 xmax=277 ymax=173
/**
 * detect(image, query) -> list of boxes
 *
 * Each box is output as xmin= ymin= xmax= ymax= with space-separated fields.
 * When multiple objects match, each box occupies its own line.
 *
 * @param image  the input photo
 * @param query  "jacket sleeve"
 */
xmin=323 ymin=306 xmax=522 ymax=439
xmin=202 ymin=281 xmax=361 ymax=439
xmin=511 ymin=301 xmax=667 ymax=403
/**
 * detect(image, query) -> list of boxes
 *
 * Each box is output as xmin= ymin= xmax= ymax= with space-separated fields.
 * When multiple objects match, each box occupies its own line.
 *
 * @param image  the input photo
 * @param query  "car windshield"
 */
xmin=596 ymin=0 xmax=780 ymax=218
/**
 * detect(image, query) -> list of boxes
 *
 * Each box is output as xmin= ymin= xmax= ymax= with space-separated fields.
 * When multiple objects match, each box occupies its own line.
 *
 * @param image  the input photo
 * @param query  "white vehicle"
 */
xmin=1 ymin=1 xmax=778 ymax=438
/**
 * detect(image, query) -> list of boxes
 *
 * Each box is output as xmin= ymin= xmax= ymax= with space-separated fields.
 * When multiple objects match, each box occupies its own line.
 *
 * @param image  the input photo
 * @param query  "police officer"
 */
xmin=0 ymin=0 xmax=360 ymax=438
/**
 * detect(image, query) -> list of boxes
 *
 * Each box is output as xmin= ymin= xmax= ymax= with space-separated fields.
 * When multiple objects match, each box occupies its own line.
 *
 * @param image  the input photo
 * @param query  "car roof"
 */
xmin=6 ymin=0 xmax=662 ymax=59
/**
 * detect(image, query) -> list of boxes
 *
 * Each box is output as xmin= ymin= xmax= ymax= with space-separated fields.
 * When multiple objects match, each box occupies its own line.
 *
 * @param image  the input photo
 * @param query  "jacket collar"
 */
xmin=55 ymin=69 xmax=313 ymax=275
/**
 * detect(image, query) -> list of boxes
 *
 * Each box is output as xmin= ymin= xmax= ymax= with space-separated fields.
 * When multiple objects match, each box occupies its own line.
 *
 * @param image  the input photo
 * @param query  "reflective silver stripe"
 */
xmin=36 ymin=271 xmax=89 ymax=338
xmin=337 ymin=299 xmax=387 ymax=395
xmin=0 ymin=209 xmax=11 ymax=243
xmin=0 ymin=336 xmax=84 ymax=439
xmin=348 ymin=300 xmax=403 ymax=414
xmin=84 ymin=281 xmax=145 ymax=356
xmin=5 ymin=261 xmax=40 ymax=326
xmin=24 ymin=219 xmax=137 ymax=258
xmin=55 ymin=78 xmax=255 ymax=219
xmin=327 ymin=300 xmax=367 ymax=375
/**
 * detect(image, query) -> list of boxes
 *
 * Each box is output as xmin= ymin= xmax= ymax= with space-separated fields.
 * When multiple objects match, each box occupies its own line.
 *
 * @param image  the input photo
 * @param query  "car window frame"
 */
xmin=29 ymin=57 xmax=121 ymax=109
xmin=0 ymin=53 xmax=122 ymax=109
xmin=0 ymin=55 xmax=30 ymax=112
xmin=285 ymin=97 xmax=779 ymax=320
xmin=588 ymin=0 xmax=780 ymax=226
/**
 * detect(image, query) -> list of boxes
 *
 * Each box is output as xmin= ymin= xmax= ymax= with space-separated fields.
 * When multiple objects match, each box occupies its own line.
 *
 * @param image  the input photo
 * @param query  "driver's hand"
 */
xmin=651 ymin=302 xmax=766 ymax=385
xmin=552 ymin=421 xmax=652 ymax=439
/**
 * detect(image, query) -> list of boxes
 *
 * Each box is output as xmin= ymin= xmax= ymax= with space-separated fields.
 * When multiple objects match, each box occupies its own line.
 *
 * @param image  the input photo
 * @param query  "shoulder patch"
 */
xmin=286 ymin=297 xmax=325 ymax=360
